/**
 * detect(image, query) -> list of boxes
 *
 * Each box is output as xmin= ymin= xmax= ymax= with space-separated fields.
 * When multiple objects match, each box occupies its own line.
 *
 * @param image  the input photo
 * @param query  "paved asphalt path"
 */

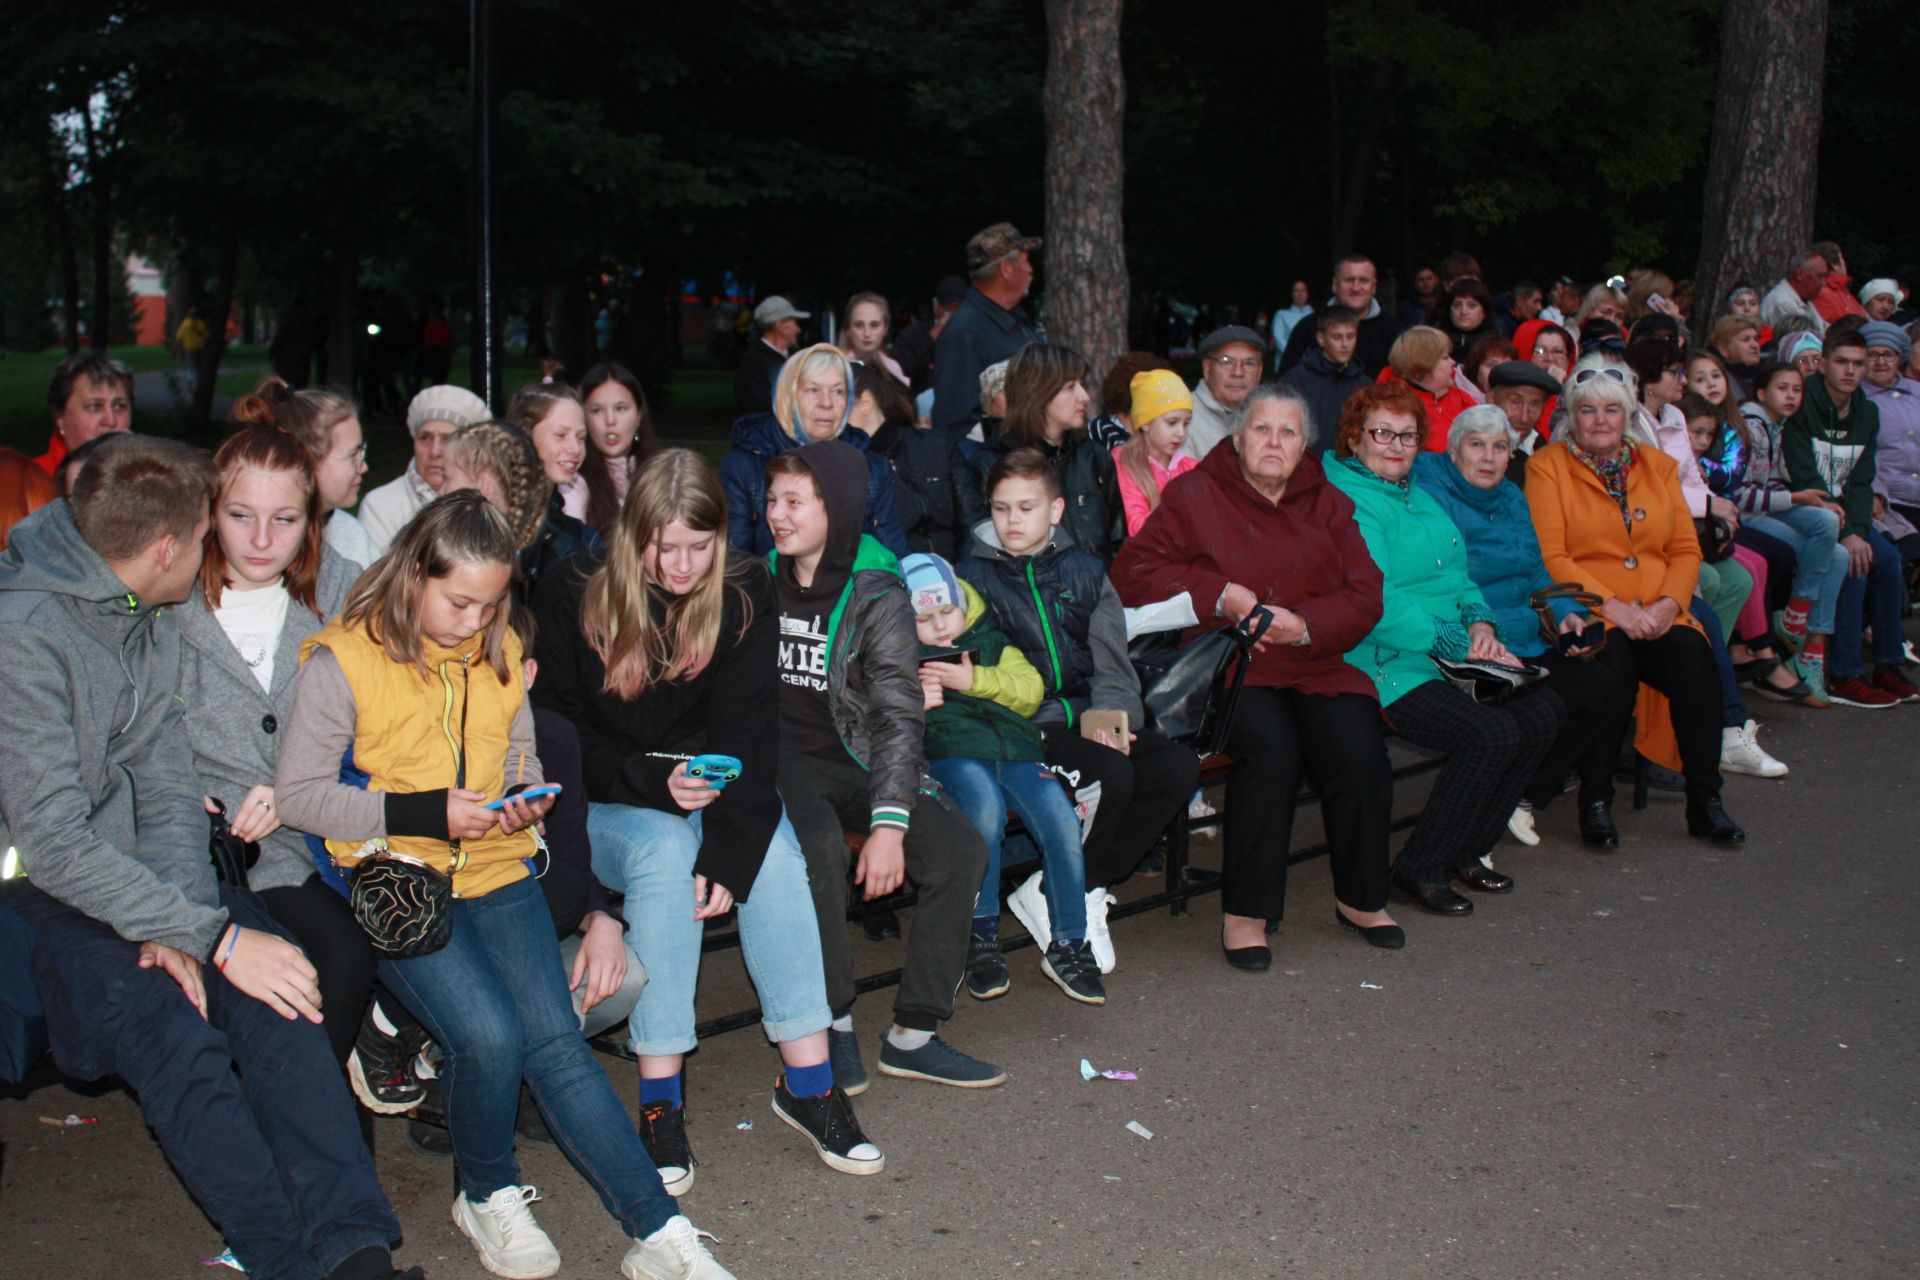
xmin=3 ymin=662 xmax=1915 ymax=1278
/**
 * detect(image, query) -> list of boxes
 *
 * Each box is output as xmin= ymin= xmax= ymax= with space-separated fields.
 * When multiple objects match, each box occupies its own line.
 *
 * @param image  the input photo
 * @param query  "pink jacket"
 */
xmin=1112 ymin=446 xmax=1198 ymax=535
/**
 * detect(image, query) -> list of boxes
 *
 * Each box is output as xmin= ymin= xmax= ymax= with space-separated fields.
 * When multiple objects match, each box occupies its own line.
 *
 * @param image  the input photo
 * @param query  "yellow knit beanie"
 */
xmin=1128 ymin=369 xmax=1192 ymax=428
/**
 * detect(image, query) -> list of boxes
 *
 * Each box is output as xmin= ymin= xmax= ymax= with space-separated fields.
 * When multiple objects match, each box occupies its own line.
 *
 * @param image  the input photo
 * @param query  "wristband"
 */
xmin=216 ymin=926 xmax=240 ymax=972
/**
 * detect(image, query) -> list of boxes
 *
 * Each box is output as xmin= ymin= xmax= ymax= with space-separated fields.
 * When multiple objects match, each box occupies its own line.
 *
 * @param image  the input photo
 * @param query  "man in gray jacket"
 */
xmin=0 ymin=436 xmax=408 ymax=1280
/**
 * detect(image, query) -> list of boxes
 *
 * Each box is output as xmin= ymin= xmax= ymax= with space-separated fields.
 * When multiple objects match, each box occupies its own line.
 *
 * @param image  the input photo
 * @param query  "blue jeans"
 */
xmin=379 ymin=875 xmax=676 ymax=1238
xmin=930 ymin=756 xmax=1088 ymax=942
xmin=1744 ymin=506 xmax=1845 ymax=633
xmin=587 ymin=803 xmax=829 ymax=1056
xmin=1830 ymin=526 xmax=1907 ymax=679
xmin=1691 ymin=596 xmax=1748 ymax=729
xmin=14 ymin=882 xmax=397 ymax=1280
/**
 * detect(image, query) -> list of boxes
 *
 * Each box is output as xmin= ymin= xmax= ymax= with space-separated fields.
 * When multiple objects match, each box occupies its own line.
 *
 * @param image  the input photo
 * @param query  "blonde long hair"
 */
xmin=583 ymin=448 xmax=751 ymax=699
xmin=338 ymin=490 xmax=519 ymax=680
xmin=446 ymin=421 xmax=551 ymax=551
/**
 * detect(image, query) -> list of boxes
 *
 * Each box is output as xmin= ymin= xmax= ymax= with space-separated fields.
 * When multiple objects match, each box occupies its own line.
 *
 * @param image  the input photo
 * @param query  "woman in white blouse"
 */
xmin=177 ymin=425 xmax=367 ymax=1063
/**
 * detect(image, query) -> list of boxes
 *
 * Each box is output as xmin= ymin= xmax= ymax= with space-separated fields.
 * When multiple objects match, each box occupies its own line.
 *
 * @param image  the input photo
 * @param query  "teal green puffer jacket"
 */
xmin=1324 ymin=453 xmax=1498 ymax=706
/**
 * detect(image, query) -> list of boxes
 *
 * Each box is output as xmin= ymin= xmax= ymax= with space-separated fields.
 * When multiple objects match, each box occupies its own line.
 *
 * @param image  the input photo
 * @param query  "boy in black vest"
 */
xmin=957 ymin=448 xmax=1200 ymax=975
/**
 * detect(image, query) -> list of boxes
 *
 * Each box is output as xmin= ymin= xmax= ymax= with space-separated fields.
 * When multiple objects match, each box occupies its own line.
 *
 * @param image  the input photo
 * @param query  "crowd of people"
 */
xmin=1 ymin=222 xmax=1917 ymax=1280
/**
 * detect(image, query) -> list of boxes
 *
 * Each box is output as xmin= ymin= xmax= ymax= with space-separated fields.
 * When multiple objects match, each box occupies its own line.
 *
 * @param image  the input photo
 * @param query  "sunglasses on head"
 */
xmin=1572 ymin=367 xmax=1629 ymax=386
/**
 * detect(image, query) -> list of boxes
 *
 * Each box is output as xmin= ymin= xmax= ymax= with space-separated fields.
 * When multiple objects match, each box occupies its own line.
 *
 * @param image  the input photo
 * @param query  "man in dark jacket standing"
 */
xmin=1276 ymin=254 xmax=1405 ymax=378
xmin=734 ymin=294 xmax=810 ymax=415
xmin=766 ymin=440 xmax=1001 ymax=1093
xmin=931 ymin=223 xmax=1043 ymax=436
xmin=0 ymin=437 xmax=407 ymax=1280
xmin=891 ymin=276 xmax=968 ymax=396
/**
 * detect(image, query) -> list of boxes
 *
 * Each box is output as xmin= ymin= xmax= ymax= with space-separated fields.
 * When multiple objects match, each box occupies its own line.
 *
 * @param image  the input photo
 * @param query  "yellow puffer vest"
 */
xmin=300 ymin=620 xmax=536 ymax=899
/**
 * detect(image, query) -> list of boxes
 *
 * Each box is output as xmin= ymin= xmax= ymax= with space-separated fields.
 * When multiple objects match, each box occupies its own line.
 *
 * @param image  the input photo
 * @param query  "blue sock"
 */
xmin=785 ymin=1059 xmax=834 ymax=1099
xmin=971 ymin=915 xmax=999 ymax=941
xmin=639 ymin=1072 xmax=682 ymax=1109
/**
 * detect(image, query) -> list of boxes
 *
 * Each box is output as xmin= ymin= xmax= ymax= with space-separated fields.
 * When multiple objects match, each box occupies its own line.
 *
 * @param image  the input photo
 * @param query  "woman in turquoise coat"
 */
xmin=1324 ymin=385 xmax=1566 ymax=916
xmin=1414 ymin=406 xmax=1631 ymax=850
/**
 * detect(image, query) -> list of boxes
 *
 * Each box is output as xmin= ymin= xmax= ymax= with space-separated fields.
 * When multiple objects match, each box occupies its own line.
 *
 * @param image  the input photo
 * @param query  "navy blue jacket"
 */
xmin=931 ymin=287 xmax=1041 ymax=435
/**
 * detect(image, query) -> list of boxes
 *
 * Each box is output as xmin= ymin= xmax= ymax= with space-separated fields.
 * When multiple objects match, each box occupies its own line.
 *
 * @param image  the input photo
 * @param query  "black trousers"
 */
xmin=1039 ymin=726 xmax=1200 ymax=890
xmin=1219 ymin=687 xmax=1393 ymax=921
xmin=1614 ymin=626 xmax=1726 ymax=802
xmin=1387 ymin=680 xmax=1565 ymax=884
xmin=1529 ymin=644 xmax=1634 ymax=810
xmin=778 ymin=752 xmax=986 ymax=1031
xmin=257 ymin=874 xmax=376 ymax=1066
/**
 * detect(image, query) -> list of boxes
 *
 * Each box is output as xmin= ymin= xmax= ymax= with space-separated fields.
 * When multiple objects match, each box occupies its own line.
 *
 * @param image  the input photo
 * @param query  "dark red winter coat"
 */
xmin=1109 ymin=439 xmax=1384 ymax=702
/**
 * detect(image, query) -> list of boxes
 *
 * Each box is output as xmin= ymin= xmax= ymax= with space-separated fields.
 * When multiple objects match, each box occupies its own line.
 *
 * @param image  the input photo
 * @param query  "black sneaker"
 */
xmin=348 ymin=1002 xmax=429 ymax=1115
xmin=1040 ymin=940 xmax=1107 ymax=1005
xmin=964 ymin=934 xmax=1011 ymax=1000
xmin=770 ymin=1079 xmax=885 ymax=1175
xmin=828 ymin=1027 xmax=868 ymax=1097
xmin=877 ymin=1034 xmax=1007 ymax=1088
xmin=637 ymin=1099 xmax=697 ymax=1197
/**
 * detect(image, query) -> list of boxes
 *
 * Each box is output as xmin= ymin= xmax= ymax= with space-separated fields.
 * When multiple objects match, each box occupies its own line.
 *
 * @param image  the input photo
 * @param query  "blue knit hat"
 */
xmin=900 ymin=553 xmax=963 ymax=616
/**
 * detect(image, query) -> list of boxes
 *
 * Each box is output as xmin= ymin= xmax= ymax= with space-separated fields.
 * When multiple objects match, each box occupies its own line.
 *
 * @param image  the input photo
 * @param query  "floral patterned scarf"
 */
xmin=1568 ymin=439 xmax=1637 ymax=535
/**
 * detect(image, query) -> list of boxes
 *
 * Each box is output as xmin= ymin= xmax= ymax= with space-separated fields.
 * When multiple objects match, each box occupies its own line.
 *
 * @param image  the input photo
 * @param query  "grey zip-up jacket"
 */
xmin=0 ymin=502 xmax=228 ymax=955
xmin=175 ymin=548 xmax=358 ymax=892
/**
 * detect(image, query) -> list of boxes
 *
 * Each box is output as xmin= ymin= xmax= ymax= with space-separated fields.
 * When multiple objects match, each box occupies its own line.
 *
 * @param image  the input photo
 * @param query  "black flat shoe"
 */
xmin=1732 ymin=656 xmax=1780 ymax=686
xmin=1334 ymin=908 xmax=1406 ymax=949
xmin=1685 ymin=795 xmax=1746 ymax=846
xmin=1579 ymin=800 xmax=1620 ymax=849
xmin=1222 ymin=943 xmax=1272 ymax=971
xmin=1391 ymin=870 xmax=1473 ymax=915
xmin=1453 ymin=863 xmax=1515 ymax=894
xmin=862 ymin=909 xmax=902 ymax=941
xmin=1264 ymin=918 xmax=1279 ymax=936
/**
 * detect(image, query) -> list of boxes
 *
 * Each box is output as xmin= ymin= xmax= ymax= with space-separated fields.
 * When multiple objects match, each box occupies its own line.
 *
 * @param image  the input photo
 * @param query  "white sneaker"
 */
xmin=1721 ymin=719 xmax=1788 ymax=778
xmin=622 ymin=1214 xmax=737 ymax=1280
xmin=1505 ymin=803 xmax=1539 ymax=847
xmin=1084 ymin=889 xmax=1117 ymax=974
xmin=452 ymin=1185 xmax=560 ymax=1280
xmin=1005 ymin=870 xmax=1052 ymax=950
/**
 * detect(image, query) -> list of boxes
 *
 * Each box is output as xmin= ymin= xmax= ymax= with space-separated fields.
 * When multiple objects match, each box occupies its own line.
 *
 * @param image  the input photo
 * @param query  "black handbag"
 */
xmin=1137 ymin=606 xmax=1273 ymax=756
xmin=350 ymin=849 xmax=454 ymax=958
xmin=1430 ymin=655 xmax=1550 ymax=704
xmin=1695 ymin=514 xmax=1736 ymax=563
xmin=207 ymin=797 xmax=260 ymax=889
xmin=1528 ymin=582 xmax=1609 ymax=657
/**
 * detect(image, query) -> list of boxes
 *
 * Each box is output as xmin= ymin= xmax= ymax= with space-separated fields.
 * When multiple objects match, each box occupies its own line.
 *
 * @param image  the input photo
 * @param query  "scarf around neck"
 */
xmin=1568 ymin=438 xmax=1637 ymax=533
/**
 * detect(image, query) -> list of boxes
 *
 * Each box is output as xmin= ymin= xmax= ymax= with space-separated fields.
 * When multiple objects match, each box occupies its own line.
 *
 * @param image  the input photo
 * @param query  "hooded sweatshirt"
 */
xmin=770 ymin=441 xmax=929 ymax=831
xmin=0 ymin=502 xmax=228 ymax=955
xmin=1784 ymin=375 xmax=1880 ymax=539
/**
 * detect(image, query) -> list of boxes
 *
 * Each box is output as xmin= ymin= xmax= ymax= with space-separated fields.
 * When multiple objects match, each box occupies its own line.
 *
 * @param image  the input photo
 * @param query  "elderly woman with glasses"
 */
xmin=1324 ymin=384 xmax=1567 ymax=916
xmin=1525 ymin=361 xmax=1745 ymax=846
xmin=1413 ymin=406 xmax=1633 ymax=848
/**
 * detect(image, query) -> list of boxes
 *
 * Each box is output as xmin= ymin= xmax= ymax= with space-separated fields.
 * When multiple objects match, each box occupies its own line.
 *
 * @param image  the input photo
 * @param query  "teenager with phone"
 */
xmin=958 ymin=449 xmax=1199 ymax=976
xmin=531 ymin=448 xmax=882 ymax=1193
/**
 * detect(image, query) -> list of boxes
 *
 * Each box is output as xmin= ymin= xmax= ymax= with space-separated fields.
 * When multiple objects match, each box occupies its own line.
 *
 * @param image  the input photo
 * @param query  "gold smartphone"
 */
xmin=1080 ymin=709 xmax=1131 ymax=754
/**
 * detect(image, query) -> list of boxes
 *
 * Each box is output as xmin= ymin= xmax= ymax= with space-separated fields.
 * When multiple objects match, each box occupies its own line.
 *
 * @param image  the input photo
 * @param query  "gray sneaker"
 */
xmin=828 ymin=1027 xmax=868 ymax=1097
xmin=877 ymin=1034 xmax=1007 ymax=1088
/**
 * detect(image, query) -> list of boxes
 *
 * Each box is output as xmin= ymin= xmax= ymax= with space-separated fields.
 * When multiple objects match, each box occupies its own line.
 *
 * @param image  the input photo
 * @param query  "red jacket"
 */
xmin=1109 ymin=440 xmax=1384 ymax=702
xmin=1376 ymin=366 xmax=1475 ymax=451
xmin=1814 ymin=272 xmax=1867 ymax=325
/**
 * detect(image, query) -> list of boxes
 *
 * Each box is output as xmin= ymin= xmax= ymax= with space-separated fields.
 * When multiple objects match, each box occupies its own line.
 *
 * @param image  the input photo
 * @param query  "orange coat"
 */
xmin=1525 ymin=439 xmax=1704 ymax=770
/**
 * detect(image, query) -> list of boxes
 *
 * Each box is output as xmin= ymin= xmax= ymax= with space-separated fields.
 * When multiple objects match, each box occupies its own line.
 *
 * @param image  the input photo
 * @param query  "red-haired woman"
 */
xmin=175 ymin=426 xmax=371 ymax=1064
xmin=0 ymin=445 xmax=57 ymax=550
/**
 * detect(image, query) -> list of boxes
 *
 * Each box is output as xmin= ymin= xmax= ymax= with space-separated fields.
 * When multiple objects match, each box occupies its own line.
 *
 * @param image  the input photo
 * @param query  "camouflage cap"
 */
xmin=966 ymin=222 xmax=1042 ymax=274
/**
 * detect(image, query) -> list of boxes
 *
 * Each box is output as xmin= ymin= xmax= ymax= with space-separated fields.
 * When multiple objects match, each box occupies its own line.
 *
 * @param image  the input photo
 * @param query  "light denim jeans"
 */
xmin=930 ymin=756 xmax=1089 ymax=942
xmin=587 ymin=802 xmax=830 ymax=1056
xmin=1744 ymin=505 xmax=1846 ymax=633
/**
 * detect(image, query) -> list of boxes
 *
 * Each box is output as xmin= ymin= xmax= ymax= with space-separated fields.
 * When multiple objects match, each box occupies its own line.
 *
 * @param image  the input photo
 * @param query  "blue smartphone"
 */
xmin=687 ymin=754 xmax=743 ymax=790
xmin=483 ymin=783 xmax=562 ymax=811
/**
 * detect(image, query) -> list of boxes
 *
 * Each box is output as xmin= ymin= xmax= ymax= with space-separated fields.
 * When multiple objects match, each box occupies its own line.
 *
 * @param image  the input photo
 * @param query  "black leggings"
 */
xmin=256 ymin=874 xmax=376 ymax=1065
xmin=1529 ymin=645 xmax=1634 ymax=810
xmin=1614 ymin=626 xmax=1725 ymax=802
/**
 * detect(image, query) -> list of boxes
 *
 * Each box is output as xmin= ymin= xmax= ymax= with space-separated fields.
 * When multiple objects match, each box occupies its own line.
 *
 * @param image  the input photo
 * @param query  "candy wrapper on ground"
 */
xmin=1079 ymin=1057 xmax=1137 ymax=1081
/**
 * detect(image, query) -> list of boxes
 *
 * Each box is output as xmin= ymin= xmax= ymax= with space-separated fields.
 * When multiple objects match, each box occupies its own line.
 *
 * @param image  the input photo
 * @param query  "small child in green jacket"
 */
xmin=902 ymin=553 xmax=1104 ymax=1007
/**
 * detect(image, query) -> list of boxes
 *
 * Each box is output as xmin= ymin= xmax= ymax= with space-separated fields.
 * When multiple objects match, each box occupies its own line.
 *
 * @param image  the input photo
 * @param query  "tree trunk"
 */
xmin=1042 ymin=0 xmax=1128 ymax=409
xmin=81 ymin=108 xmax=112 ymax=353
xmin=58 ymin=219 xmax=82 ymax=354
xmin=1333 ymin=61 xmax=1394 ymax=261
xmin=1692 ymin=0 xmax=1828 ymax=343
xmin=327 ymin=249 xmax=359 ymax=401
xmin=190 ymin=240 xmax=239 ymax=425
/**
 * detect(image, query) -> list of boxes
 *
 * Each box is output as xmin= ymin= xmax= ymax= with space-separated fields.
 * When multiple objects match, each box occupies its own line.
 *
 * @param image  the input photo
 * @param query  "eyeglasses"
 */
xmin=1365 ymin=426 xmax=1421 ymax=448
xmin=1865 ymin=350 xmax=1900 ymax=362
xmin=1209 ymin=354 xmax=1263 ymax=373
xmin=1532 ymin=343 xmax=1565 ymax=357
xmin=335 ymin=444 xmax=368 ymax=463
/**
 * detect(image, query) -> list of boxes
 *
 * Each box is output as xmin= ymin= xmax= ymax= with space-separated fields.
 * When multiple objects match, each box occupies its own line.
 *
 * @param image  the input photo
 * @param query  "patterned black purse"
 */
xmin=350 ymin=848 xmax=454 ymax=958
